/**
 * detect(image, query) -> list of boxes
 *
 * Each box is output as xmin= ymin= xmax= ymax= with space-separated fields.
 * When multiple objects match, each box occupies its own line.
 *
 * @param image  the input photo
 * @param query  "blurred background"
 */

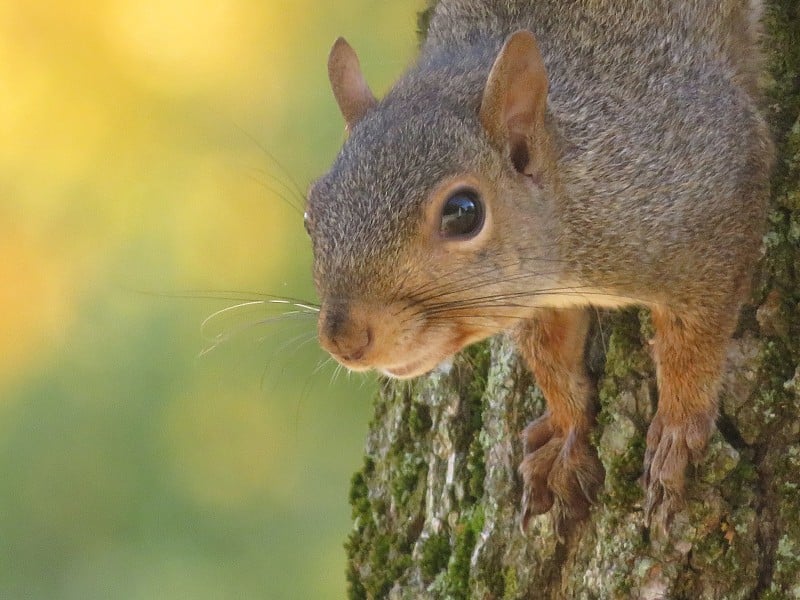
xmin=0 ymin=1 xmax=424 ymax=598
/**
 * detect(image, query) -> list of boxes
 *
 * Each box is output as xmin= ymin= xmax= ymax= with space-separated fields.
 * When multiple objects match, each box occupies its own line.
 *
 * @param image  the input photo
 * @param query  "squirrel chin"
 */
xmin=380 ymin=355 xmax=454 ymax=380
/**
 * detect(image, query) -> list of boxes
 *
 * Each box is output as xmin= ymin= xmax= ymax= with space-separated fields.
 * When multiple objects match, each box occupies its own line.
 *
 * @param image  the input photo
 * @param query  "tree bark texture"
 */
xmin=345 ymin=2 xmax=800 ymax=598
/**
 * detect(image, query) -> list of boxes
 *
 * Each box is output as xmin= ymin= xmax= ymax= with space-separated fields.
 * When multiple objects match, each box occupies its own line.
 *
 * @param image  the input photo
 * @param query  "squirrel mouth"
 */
xmin=381 ymin=329 xmax=485 ymax=379
xmin=381 ymin=349 xmax=459 ymax=379
xmin=382 ymin=361 xmax=430 ymax=379
xmin=382 ymin=354 xmax=445 ymax=379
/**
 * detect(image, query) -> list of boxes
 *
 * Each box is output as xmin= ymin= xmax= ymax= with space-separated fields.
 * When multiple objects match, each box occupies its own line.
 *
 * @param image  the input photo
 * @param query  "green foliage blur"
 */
xmin=0 ymin=1 xmax=424 ymax=598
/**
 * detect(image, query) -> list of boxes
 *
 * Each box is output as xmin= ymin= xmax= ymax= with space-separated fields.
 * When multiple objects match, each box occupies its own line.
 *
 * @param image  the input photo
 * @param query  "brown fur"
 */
xmin=306 ymin=0 xmax=774 ymax=534
xmin=516 ymin=309 xmax=604 ymax=538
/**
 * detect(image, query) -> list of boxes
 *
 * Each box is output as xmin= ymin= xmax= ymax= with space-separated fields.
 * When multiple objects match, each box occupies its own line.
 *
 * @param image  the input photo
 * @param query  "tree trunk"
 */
xmin=345 ymin=3 xmax=800 ymax=598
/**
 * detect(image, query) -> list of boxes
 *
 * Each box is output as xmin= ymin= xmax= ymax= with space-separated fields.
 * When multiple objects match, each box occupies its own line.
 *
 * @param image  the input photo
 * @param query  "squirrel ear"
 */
xmin=328 ymin=37 xmax=378 ymax=131
xmin=480 ymin=30 xmax=548 ymax=175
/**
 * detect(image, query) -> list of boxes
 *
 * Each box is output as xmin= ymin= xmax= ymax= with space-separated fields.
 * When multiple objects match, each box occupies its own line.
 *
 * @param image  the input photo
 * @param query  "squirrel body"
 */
xmin=306 ymin=0 xmax=773 ymax=532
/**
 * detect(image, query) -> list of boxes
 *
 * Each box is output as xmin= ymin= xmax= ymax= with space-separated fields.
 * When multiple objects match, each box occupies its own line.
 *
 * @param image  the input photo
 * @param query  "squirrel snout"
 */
xmin=334 ymin=327 xmax=373 ymax=362
xmin=318 ymin=304 xmax=374 ymax=364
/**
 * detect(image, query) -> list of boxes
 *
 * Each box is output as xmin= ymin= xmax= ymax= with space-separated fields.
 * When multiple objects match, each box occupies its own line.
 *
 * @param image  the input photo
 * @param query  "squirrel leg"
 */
xmin=514 ymin=308 xmax=604 ymax=539
xmin=643 ymin=305 xmax=734 ymax=532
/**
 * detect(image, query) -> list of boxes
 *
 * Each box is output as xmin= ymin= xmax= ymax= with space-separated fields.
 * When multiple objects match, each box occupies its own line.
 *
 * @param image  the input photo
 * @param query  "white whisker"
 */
xmin=201 ymin=301 xmax=269 ymax=336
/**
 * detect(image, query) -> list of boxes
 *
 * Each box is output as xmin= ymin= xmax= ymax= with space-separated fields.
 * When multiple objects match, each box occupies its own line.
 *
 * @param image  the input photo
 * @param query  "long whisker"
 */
xmin=134 ymin=288 xmax=321 ymax=309
xmin=231 ymin=121 xmax=308 ymax=205
xmin=201 ymin=301 xmax=273 ymax=334
xmin=200 ymin=312 xmax=316 ymax=358
xmin=422 ymin=286 xmax=629 ymax=315
xmin=413 ymin=268 xmax=564 ymax=306
xmin=261 ymin=329 xmax=318 ymax=352
xmin=332 ymin=363 xmax=345 ymax=386
xmin=313 ymin=356 xmax=335 ymax=378
xmin=357 ymin=372 xmax=372 ymax=390
xmin=244 ymin=165 xmax=307 ymax=206
xmin=405 ymin=263 xmax=566 ymax=307
xmin=260 ymin=331 xmax=320 ymax=390
xmin=201 ymin=302 xmax=317 ymax=339
xmin=245 ymin=171 xmax=304 ymax=216
xmin=410 ymin=247 xmax=566 ymax=282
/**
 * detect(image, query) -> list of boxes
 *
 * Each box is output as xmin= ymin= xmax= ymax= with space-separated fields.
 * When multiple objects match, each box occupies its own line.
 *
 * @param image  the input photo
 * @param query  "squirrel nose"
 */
xmin=319 ymin=304 xmax=374 ymax=363
xmin=334 ymin=326 xmax=373 ymax=362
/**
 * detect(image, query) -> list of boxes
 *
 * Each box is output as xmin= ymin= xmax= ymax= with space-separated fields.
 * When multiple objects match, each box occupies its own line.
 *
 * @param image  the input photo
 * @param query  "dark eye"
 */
xmin=440 ymin=189 xmax=484 ymax=238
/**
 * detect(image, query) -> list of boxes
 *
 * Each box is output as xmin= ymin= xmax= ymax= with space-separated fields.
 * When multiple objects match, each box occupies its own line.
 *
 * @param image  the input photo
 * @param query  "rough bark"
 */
xmin=345 ymin=3 xmax=800 ymax=598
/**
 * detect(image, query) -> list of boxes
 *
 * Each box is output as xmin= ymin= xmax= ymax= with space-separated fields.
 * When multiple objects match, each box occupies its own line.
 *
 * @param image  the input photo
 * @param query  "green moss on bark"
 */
xmin=449 ymin=510 xmax=483 ymax=598
xmin=420 ymin=532 xmax=451 ymax=581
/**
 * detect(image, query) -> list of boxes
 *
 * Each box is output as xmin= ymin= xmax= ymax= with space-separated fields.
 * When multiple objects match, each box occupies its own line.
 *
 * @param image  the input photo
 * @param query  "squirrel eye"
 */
xmin=440 ymin=189 xmax=484 ymax=238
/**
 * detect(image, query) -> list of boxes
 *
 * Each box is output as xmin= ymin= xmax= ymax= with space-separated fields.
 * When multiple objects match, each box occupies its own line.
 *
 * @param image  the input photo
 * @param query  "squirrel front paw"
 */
xmin=642 ymin=411 xmax=714 ymax=532
xmin=518 ymin=414 xmax=604 ymax=540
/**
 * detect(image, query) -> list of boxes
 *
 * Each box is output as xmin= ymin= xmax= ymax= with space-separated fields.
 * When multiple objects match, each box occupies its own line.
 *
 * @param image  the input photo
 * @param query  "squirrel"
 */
xmin=303 ymin=0 xmax=774 ymax=534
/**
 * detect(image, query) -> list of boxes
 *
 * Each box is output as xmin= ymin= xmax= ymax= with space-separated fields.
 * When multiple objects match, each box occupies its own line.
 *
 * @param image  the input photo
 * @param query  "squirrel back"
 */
xmin=426 ymin=0 xmax=766 ymax=95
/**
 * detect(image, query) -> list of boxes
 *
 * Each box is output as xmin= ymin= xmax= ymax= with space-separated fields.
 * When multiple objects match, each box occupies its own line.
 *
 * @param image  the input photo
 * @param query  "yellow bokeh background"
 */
xmin=0 ymin=1 xmax=424 ymax=597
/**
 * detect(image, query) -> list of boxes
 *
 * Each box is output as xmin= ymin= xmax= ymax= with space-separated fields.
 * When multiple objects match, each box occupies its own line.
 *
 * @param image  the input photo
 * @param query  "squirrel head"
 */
xmin=306 ymin=31 xmax=558 ymax=378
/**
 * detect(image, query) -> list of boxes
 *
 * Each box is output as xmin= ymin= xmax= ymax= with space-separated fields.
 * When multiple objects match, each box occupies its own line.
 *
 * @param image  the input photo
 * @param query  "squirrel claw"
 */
xmin=518 ymin=417 xmax=604 ymax=538
xmin=644 ymin=484 xmax=683 ymax=536
xmin=642 ymin=411 xmax=713 ymax=531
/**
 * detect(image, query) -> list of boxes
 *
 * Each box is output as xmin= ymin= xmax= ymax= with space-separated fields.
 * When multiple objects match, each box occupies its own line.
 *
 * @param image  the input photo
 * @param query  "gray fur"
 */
xmin=307 ymin=0 xmax=775 ymax=533
xmin=308 ymin=0 xmax=773 ymax=313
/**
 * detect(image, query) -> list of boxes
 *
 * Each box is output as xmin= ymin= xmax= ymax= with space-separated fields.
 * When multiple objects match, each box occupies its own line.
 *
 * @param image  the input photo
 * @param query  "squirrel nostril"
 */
xmin=339 ymin=326 xmax=373 ymax=362
xmin=343 ymin=348 xmax=365 ymax=361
